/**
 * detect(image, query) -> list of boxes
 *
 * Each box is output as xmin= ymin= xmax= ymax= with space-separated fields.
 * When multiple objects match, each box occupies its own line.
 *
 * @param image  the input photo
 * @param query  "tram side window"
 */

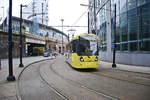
xmin=72 ymin=40 xmax=77 ymax=53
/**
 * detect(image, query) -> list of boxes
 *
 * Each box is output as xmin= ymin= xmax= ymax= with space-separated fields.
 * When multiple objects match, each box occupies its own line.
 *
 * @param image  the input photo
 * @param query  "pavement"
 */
xmin=0 ymin=55 xmax=150 ymax=100
xmin=0 ymin=56 xmax=53 ymax=100
xmin=99 ymin=61 xmax=150 ymax=74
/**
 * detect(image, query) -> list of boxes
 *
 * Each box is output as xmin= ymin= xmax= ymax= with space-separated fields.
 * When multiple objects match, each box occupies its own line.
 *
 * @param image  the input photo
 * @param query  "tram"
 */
xmin=66 ymin=33 xmax=99 ymax=69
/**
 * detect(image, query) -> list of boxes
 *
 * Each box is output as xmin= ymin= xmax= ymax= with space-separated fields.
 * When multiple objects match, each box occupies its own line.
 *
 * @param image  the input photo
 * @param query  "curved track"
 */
xmin=18 ymin=60 xmax=68 ymax=100
xmin=18 ymin=56 xmax=150 ymax=100
xmin=90 ymin=68 xmax=150 ymax=87
xmin=50 ymin=56 xmax=150 ymax=100
xmin=49 ymin=61 xmax=118 ymax=100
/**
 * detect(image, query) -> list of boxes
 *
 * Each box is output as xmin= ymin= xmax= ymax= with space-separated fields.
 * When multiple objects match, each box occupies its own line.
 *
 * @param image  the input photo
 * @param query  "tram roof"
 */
xmin=71 ymin=33 xmax=96 ymax=41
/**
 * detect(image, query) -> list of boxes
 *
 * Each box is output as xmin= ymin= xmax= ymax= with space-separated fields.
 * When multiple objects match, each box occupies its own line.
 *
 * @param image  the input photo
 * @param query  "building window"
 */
xmin=129 ymin=41 xmax=138 ymax=51
xmin=122 ymin=43 xmax=128 ymax=51
xmin=120 ymin=12 xmax=128 ymax=42
xmin=137 ymin=0 xmax=149 ymax=7
xmin=128 ymin=0 xmax=136 ymax=10
xmin=120 ymin=0 xmax=127 ymax=13
xmin=98 ymin=5 xmax=107 ymax=51
xmin=140 ymin=40 xmax=150 ymax=51
xmin=116 ymin=22 xmax=120 ymax=43
xmin=138 ymin=2 xmax=150 ymax=51
xmin=138 ymin=3 xmax=150 ymax=39
xmin=98 ymin=22 xmax=107 ymax=51
xmin=116 ymin=43 xmax=120 ymax=51
xmin=128 ymin=8 xmax=138 ymax=41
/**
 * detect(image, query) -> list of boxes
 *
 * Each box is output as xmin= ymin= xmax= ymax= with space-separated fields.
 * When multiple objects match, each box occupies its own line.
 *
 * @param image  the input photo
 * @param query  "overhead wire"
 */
xmin=72 ymin=8 xmax=89 ymax=26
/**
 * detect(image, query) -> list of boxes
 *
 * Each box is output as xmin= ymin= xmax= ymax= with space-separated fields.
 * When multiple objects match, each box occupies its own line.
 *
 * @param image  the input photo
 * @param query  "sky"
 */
xmin=0 ymin=0 xmax=88 ymax=36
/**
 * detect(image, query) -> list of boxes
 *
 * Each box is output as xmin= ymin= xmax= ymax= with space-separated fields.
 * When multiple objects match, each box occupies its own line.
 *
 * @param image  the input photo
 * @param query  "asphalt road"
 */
xmin=18 ymin=56 xmax=150 ymax=100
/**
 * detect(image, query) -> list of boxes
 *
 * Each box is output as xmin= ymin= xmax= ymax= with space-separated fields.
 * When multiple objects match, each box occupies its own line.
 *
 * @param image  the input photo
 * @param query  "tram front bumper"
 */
xmin=79 ymin=61 xmax=99 ymax=68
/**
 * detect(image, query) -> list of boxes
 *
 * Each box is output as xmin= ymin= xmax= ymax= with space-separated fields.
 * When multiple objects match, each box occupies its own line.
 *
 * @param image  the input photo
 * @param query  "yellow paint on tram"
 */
xmin=66 ymin=33 xmax=99 ymax=69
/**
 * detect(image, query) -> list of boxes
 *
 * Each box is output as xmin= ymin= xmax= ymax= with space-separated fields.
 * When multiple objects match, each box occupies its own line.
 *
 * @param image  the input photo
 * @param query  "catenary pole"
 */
xmin=19 ymin=4 xmax=24 ymax=67
xmin=112 ymin=4 xmax=117 ymax=68
xmin=7 ymin=0 xmax=16 ymax=81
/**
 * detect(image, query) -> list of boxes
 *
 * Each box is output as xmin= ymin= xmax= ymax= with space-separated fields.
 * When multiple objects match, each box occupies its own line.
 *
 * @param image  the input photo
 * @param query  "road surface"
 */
xmin=18 ymin=56 xmax=150 ymax=100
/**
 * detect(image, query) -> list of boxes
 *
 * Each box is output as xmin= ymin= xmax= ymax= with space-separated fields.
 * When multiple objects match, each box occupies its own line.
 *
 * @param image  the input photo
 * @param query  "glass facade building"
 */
xmin=97 ymin=5 xmax=107 ymax=51
xmin=111 ymin=0 xmax=150 ymax=52
xmin=89 ymin=0 xmax=150 ymax=66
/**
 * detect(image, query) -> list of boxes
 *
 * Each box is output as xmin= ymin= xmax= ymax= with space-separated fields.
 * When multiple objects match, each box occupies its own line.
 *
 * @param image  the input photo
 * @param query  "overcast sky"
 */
xmin=0 ymin=0 xmax=88 ymax=36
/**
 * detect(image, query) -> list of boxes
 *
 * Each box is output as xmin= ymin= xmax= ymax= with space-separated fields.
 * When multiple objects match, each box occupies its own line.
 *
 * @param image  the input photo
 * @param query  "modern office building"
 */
xmin=22 ymin=0 xmax=49 ymax=26
xmin=89 ymin=0 xmax=150 ymax=66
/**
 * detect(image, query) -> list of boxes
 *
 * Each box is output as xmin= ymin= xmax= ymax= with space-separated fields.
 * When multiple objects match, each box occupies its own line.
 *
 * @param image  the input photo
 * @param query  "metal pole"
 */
xmin=68 ymin=33 xmax=69 ymax=42
xmin=94 ymin=0 xmax=97 ymax=35
xmin=88 ymin=12 xmax=90 ymax=33
xmin=61 ymin=19 xmax=64 ymax=55
xmin=112 ymin=4 xmax=117 ymax=68
xmin=42 ymin=3 xmax=43 ymax=24
xmin=1 ymin=7 xmax=4 ymax=31
xmin=7 ymin=0 xmax=16 ymax=81
xmin=19 ymin=4 xmax=24 ymax=67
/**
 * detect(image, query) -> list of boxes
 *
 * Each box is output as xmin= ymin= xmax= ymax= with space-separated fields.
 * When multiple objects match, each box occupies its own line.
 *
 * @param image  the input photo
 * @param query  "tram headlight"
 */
xmin=80 ymin=57 xmax=84 ymax=62
xmin=95 ymin=56 xmax=98 ymax=61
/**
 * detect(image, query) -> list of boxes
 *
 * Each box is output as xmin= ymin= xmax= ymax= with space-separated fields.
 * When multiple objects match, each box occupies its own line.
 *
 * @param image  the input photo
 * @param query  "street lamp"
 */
xmin=19 ymin=4 xmax=27 ymax=68
xmin=7 ymin=0 xmax=15 ymax=81
xmin=61 ymin=19 xmax=64 ymax=55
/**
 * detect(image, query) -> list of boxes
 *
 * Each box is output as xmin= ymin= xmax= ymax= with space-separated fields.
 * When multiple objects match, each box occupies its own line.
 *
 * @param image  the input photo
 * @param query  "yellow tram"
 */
xmin=66 ymin=33 xmax=99 ymax=69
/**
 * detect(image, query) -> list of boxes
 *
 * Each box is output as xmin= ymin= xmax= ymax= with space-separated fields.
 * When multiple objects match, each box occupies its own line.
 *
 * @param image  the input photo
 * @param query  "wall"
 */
xmin=0 ymin=31 xmax=25 ymax=59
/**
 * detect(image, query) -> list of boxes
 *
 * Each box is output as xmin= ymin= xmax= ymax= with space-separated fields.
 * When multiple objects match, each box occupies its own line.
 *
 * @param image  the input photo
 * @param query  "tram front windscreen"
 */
xmin=78 ymin=35 xmax=98 ymax=56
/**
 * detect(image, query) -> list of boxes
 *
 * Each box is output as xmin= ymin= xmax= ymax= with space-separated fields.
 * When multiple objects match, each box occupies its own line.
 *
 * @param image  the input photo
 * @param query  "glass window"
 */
xmin=128 ymin=0 xmax=136 ymax=10
xmin=128 ymin=9 xmax=138 ymax=40
xmin=116 ymin=22 xmax=120 ymax=43
xmin=138 ymin=3 xmax=150 ymax=39
xmin=116 ymin=44 xmax=120 ymax=50
xmin=122 ymin=43 xmax=128 ymax=51
xmin=0 ymin=25 xmax=2 ymax=30
xmin=98 ymin=6 xmax=107 ymax=51
xmin=129 ymin=42 xmax=138 ymax=51
xmin=122 ymin=29 xmax=128 ymax=42
xmin=120 ymin=13 xmax=128 ymax=42
xmin=120 ymin=0 xmax=127 ymax=13
xmin=72 ymin=40 xmax=77 ymax=53
xmin=137 ymin=0 xmax=148 ymax=6
xmin=116 ymin=0 xmax=120 ymax=16
xmin=140 ymin=40 xmax=150 ymax=51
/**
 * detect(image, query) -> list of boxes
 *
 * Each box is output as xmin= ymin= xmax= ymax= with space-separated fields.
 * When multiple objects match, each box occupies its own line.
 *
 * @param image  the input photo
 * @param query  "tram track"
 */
xmin=50 ymin=59 xmax=119 ymax=100
xmin=66 ymin=58 xmax=150 ymax=87
xmin=39 ymin=62 xmax=69 ymax=100
xmin=56 ymin=57 xmax=150 ymax=100
xmin=18 ymin=59 xmax=68 ymax=100
xmin=90 ymin=69 xmax=150 ymax=87
xmin=18 ymin=57 xmax=150 ymax=100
